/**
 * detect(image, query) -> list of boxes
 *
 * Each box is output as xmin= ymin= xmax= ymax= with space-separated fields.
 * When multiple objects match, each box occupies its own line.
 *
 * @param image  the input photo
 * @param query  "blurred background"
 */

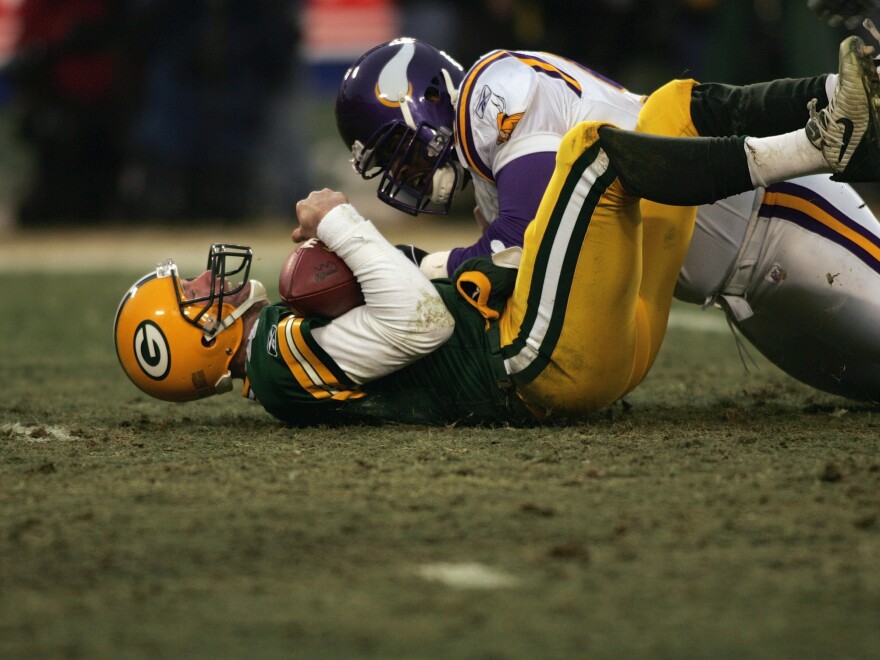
xmin=0 ymin=0 xmax=871 ymax=235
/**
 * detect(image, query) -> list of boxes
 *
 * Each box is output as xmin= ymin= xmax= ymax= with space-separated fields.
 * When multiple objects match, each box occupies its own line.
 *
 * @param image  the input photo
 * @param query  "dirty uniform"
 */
xmin=456 ymin=50 xmax=880 ymax=402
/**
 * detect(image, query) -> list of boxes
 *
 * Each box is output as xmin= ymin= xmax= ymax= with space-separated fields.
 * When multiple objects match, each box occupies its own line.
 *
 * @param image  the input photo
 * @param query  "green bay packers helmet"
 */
xmin=114 ymin=244 xmax=268 ymax=402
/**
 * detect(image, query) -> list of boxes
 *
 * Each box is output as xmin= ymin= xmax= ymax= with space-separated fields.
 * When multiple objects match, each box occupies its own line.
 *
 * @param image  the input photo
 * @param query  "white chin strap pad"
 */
xmin=207 ymin=279 xmax=269 ymax=340
xmin=430 ymin=163 xmax=463 ymax=205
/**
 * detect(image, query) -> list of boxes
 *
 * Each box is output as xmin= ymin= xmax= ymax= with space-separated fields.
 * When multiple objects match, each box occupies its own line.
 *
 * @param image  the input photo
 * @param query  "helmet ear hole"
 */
xmin=201 ymin=335 xmax=216 ymax=348
xmin=425 ymin=86 xmax=440 ymax=103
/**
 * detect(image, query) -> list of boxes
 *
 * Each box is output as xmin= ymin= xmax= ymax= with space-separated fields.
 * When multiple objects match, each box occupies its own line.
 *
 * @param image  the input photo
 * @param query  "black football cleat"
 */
xmin=805 ymin=35 xmax=880 ymax=182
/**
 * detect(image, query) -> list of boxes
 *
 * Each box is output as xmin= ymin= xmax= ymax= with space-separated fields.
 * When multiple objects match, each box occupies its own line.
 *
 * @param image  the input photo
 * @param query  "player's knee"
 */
xmin=637 ymin=79 xmax=699 ymax=138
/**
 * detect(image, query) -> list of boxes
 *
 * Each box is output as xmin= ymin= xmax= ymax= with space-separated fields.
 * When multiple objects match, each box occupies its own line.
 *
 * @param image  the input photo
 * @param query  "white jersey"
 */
xmin=453 ymin=49 xmax=752 ymax=297
xmin=454 ymin=49 xmax=645 ymax=222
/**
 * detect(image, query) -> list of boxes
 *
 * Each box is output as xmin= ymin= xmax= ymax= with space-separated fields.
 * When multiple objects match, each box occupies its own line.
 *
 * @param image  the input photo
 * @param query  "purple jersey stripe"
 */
xmin=765 ymin=180 xmax=880 ymax=245
xmin=456 ymin=51 xmax=506 ymax=182
xmin=759 ymin=188 xmax=880 ymax=275
xmin=507 ymin=51 xmax=584 ymax=97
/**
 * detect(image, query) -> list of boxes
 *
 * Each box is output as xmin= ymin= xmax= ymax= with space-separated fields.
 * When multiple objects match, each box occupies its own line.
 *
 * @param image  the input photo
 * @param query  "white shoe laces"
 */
xmin=807 ymin=97 xmax=833 ymax=145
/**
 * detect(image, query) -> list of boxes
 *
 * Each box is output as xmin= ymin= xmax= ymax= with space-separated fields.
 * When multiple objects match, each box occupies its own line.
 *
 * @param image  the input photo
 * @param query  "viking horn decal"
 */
xmin=375 ymin=41 xmax=415 ymax=109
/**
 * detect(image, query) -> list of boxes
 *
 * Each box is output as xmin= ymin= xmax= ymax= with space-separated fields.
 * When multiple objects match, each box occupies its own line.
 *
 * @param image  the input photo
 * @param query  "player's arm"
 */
xmin=420 ymin=152 xmax=557 ymax=277
xmin=296 ymin=190 xmax=455 ymax=384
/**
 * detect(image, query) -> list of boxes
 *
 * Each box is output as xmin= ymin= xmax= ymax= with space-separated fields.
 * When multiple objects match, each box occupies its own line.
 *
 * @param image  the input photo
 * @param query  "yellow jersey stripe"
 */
xmin=277 ymin=317 xmax=365 ymax=401
xmin=764 ymin=189 xmax=880 ymax=263
xmin=513 ymin=55 xmax=582 ymax=94
xmin=278 ymin=317 xmax=332 ymax=398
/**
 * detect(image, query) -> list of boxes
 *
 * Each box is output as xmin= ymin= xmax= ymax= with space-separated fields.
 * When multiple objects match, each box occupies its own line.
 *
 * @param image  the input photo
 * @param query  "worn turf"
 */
xmin=1 ymin=272 xmax=878 ymax=658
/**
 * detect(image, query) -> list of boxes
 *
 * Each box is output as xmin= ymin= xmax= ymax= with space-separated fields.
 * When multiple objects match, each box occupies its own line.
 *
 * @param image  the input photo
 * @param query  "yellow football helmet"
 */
xmin=114 ymin=244 xmax=268 ymax=402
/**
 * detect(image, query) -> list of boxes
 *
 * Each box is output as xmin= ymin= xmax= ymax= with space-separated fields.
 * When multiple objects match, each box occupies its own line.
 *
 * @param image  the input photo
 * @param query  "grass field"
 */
xmin=2 ymin=231 xmax=879 ymax=658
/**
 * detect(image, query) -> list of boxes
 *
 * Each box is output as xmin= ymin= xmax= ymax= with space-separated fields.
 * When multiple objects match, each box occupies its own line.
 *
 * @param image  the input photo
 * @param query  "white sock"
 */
xmin=743 ymin=130 xmax=828 ymax=187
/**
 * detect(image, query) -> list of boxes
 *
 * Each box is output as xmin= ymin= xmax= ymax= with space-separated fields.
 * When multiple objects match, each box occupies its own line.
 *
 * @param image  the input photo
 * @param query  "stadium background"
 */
xmin=0 ymin=0 xmax=864 ymax=235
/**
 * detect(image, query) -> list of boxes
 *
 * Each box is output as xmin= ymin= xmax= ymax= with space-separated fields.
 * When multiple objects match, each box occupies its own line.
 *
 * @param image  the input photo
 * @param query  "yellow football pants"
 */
xmin=499 ymin=79 xmax=700 ymax=418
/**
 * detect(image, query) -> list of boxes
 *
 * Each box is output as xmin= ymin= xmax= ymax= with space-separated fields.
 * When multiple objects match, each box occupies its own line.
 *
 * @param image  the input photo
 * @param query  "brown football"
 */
xmin=278 ymin=239 xmax=364 ymax=318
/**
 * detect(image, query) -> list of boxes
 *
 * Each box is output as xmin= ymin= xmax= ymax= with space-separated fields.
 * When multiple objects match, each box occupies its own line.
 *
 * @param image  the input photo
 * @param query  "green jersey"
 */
xmin=243 ymin=260 xmax=531 ymax=426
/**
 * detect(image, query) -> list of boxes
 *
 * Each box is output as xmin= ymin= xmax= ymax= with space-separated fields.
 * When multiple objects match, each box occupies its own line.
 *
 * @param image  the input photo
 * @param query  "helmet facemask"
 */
xmin=352 ymin=121 xmax=467 ymax=215
xmin=174 ymin=244 xmax=263 ymax=341
xmin=336 ymin=38 xmax=468 ymax=216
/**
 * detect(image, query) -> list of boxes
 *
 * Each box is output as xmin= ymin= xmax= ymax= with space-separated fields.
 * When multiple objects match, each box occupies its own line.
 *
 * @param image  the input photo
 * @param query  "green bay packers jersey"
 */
xmin=243 ymin=271 xmax=530 ymax=427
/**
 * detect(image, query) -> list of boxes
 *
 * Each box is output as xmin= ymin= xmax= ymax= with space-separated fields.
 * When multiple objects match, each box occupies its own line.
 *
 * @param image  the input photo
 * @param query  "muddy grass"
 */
xmin=1 ymin=272 xmax=878 ymax=658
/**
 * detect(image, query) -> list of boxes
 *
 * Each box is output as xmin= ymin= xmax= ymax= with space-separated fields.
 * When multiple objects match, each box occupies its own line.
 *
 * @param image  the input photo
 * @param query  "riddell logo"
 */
xmin=134 ymin=320 xmax=170 ymax=380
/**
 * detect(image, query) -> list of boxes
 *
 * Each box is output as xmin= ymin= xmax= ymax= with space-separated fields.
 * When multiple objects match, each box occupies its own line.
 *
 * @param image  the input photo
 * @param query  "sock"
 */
xmin=743 ymin=130 xmax=828 ymax=187
xmin=690 ymin=76 xmax=829 ymax=137
xmin=597 ymin=125 xmax=754 ymax=206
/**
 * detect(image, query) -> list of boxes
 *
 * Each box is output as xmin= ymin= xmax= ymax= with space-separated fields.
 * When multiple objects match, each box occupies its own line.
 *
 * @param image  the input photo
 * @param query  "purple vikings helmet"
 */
xmin=335 ymin=38 xmax=468 ymax=215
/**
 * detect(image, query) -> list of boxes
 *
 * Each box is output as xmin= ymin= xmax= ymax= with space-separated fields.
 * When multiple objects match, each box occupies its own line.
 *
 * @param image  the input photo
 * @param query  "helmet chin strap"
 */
xmin=428 ymin=68 xmax=461 ymax=205
xmin=213 ymin=374 xmax=234 ymax=395
xmin=205 ymin=280 xmax=268 ymax=395
xmin=205 ymin=279 xmax=269 ymax=341
xmin=441 ymin=68 xmax=459 ymax=106
xmin=430 ymin=161 xmax=466 ymax=205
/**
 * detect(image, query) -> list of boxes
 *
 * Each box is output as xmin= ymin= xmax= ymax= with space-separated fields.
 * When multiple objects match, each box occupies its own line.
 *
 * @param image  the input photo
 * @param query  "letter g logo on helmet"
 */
xmin=134 ymin=320 xmax=171 ymax=380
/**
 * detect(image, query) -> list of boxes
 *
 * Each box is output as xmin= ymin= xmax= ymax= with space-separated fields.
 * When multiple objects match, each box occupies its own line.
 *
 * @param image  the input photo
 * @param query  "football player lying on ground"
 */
xmin=336 ymin=33 xmax=880 ymax=403
xmin=114 ymin=66 xmax=880 ymax=426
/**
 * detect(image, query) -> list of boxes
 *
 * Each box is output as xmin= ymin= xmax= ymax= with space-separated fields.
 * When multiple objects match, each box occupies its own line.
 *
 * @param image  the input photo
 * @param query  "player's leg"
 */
xmin=690 ymin=76 xmax=829 ymax=138
xmin=500 ymin=120 xmax=706 ymax=414
xmin=614 ymin=79 xmax=700 ymax=392
xmin=498 ymin=120 xmax=778 ymax=417
xmin=500 ymin=96 xmax=880 ymax=415
xmin=616 ymin=39 xmax=880 ymax=200
xmin=691 ymin=36 xmax=880 ymax=183
xmin=689 ymin=35 xmax=874 ymax=142
xmin=721 ymin=174 xmax=880 ymax=402
xmin=640 ymin=74 xmax=828 ymax=142
xmin=499 ymin=121 xmax=647 ymax=416
xmin=596 ymin=65 xmax=880 ymax=205
xmin=648 ymin=36 xmax=880 ymax=180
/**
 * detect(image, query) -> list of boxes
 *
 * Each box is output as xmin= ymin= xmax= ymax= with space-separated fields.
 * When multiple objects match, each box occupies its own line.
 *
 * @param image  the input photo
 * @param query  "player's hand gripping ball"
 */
xmin=278 ymin=239 xmax=365 ymax=318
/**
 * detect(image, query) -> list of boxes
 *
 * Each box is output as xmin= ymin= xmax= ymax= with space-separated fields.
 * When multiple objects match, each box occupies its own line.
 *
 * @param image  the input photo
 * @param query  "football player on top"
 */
xmin=334 ymin=24 xmax=880 ymax=404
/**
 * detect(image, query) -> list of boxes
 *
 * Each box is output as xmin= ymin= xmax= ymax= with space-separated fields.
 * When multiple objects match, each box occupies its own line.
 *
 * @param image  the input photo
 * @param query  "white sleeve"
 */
xmin=310 ymin=204 xmax=455 ymax=384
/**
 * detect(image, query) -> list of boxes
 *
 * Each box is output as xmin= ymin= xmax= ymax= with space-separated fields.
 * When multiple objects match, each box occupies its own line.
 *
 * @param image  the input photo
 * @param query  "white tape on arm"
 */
xmin=419 ymin=250 xmax=451 ymax=279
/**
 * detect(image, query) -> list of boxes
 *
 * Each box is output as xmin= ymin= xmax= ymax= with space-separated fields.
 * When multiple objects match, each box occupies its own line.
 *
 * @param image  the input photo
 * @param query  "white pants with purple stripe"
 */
xmin=683 ymin=174 xmax=880 ymax=402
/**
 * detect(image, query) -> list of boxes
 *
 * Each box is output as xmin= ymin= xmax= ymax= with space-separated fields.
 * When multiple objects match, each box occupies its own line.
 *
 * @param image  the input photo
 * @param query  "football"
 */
xmin=278 ymin=239 xmax=364 ymax=318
